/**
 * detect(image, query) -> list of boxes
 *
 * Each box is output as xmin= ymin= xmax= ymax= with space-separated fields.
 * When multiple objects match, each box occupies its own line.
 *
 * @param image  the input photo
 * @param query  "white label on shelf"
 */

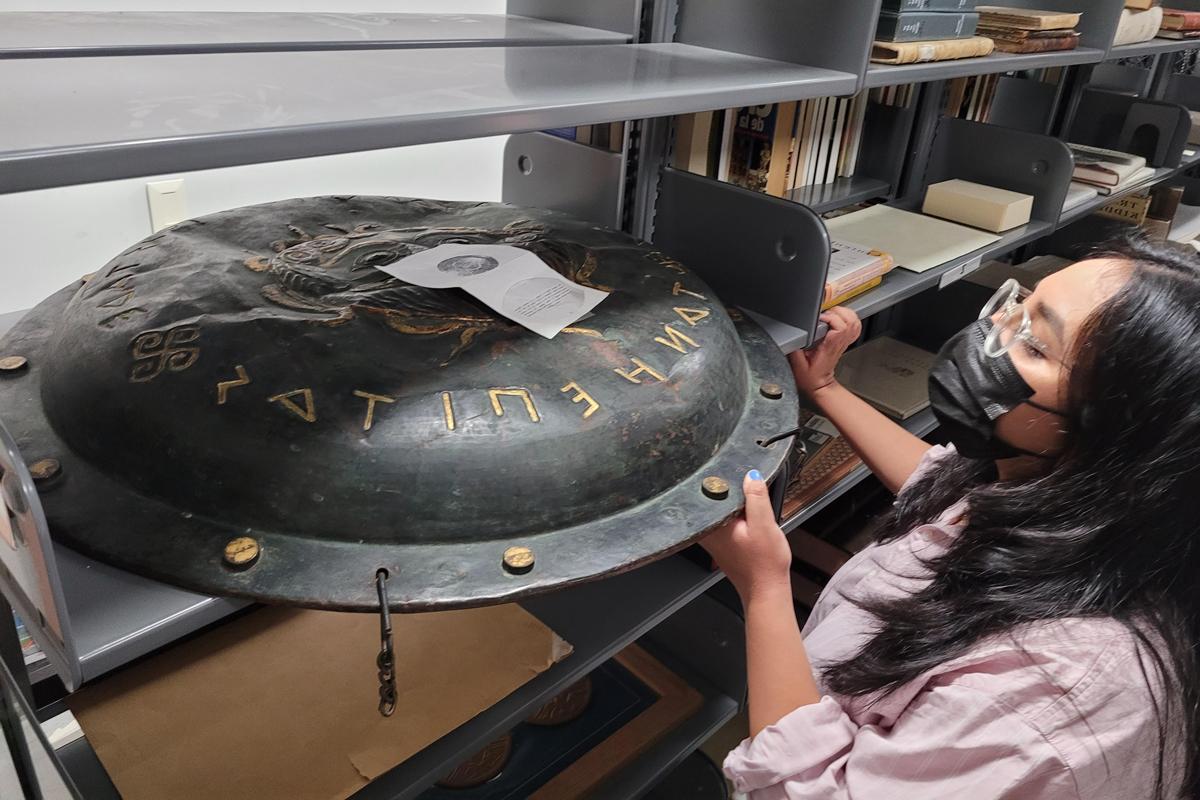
xmin=938 ymin=264 xmax=964 ymax=289
xmin=959 ymin=255 xmax=984 ymax=278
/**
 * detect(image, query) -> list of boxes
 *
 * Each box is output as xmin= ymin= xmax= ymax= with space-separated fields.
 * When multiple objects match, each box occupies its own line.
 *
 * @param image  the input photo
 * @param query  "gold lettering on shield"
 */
xmin=268 ymin=388 xmax=317 ymax=423
xmin=441 ymin=392 xmax=457 ymax=431
xmin=216 ymin=365 xmax=251 ymax=405
xmin=654 ymin=324 xmax=700 ymax=354
xmin=673 ymin=307 xmax=710 ymax=327
xmin=354 ymin=390 xmax=396 ymax=432
xmin=489 ymin=388 xmax=541 ymax=423
xmin=672 ymin=282 xmax=707 ymax=301
xmin=614 ymin=357 xmax=666 ymax=384
xmin=560 ymin=381 xmax=600 ymax=419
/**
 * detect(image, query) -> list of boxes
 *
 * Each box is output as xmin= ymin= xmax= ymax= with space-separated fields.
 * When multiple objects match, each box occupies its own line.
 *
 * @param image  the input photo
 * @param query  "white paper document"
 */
xmin=378 ymin=244 xmax=609 ymax=338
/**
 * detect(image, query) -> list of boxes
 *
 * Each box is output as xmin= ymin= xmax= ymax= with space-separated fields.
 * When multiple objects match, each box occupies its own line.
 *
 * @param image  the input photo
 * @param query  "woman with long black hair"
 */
xmin=703 ymin=237 xmax=1199 ymax=798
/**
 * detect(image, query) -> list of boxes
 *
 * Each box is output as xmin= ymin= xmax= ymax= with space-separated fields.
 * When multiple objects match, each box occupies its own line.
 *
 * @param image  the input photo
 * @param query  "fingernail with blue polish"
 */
xmin=747 ymin=469 xmax=762 ymax=481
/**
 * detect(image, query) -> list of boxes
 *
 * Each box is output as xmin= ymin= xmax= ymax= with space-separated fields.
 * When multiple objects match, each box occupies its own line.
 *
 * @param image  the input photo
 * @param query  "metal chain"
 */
xmin=375 ymin=569 xmax=397 ymax=717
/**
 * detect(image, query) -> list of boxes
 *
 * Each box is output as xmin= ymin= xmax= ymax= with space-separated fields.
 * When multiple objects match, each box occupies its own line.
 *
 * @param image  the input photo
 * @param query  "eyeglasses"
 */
xmin=978 ymin=278 xmax=1055 ymax=361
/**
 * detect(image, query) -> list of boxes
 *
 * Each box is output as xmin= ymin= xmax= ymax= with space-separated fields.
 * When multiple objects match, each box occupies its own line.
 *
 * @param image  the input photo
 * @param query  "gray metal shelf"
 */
xmin=1059 ymin=149 xmax=1200 ymax=225
xmin=0 ymin=42 xmax=856 ymax=194
xmin=845 ymin=220 xmax=1053 ymax=320
xmin=0 ymin=11 xmax=629 ymax=58
xmin=1106 ymin=37 xmax=1200 ymax=60
xmin=789 ymin=176 xmax=891 ymax=215
xmin=865 ymin=47 xmax=1105 ymax=88
xmin=782 ymin=407 xmax=939 ymax=534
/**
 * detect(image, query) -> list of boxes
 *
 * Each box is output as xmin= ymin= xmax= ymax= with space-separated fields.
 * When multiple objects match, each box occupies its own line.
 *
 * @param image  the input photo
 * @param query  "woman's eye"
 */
xmin=1022 ymin=341 xmax=1046 ymax=360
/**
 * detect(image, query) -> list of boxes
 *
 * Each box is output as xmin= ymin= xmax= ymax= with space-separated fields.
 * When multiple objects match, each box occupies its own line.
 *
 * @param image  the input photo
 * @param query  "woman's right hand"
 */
xmin=787 ymin=307 xmax=862 ymax=399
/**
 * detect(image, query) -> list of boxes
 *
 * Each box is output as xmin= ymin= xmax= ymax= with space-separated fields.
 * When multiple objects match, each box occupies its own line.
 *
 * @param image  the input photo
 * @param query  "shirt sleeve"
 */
xmin=723 ymin=684 xmax=1078 ymax=800
xmin=896 ymin=443 xmax=954 ymax=496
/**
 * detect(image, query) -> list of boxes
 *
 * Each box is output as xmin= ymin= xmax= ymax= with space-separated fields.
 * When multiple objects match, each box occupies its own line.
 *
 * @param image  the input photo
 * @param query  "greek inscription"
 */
xmin=654 ymin=324 xmax=700 ymax=354
xmin=268 ymin=388 xmax=317 ymax=423
xmin=674 ymin=307 xmax=710 ymax=327
xmin=614 ymin=357 xmax=666 ymax=385
xmin=98 ymin=290 xmax=135 ymax=309
xmin=489 ymin=388 xmax=541 ymax=423
xmin=100 ymin=307 xmax=149 ymax=328
xmin=441 ymin=392 xmax=457 ymax=431
xmin=129 ymin=325 xmax=200 ymax=383
xmin=216 ymin=365 xmax=251 ymax=405
xmin=354 ymin=390 xmax=395 ymax=431
xmin=672 ymin=282 xmax=708 ymax=301
xmin=560 ymin=381 xmax=600 ymax=419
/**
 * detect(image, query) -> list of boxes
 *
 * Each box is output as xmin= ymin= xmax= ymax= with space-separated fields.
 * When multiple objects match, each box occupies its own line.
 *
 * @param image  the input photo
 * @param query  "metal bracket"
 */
xmin=502 ymin=133 xmax=624 ymax=229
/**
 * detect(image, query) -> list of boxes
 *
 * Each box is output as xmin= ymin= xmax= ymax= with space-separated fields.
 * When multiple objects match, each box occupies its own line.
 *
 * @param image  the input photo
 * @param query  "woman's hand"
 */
xmin=787 ymin=307 xmax=862 ymax=399
xmin=700 ymin=471 xmax=793 ymax=603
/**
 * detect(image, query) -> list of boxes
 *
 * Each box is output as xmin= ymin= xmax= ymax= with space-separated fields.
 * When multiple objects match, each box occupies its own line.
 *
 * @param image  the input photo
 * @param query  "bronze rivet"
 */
xmin=224 ymin=536 xmax=260 ymax=569
xmin=503 ymin=546 xmax=534 ymax=575
xmin=0 ymin=356 xmax=28 ymax=374
xmin=760 ymin=382 xmax=783 ymax=399
xmin=28 ymin=458 xmax=60 ymax=483
xmin=701 ymin=476 xmax=730 ymax=500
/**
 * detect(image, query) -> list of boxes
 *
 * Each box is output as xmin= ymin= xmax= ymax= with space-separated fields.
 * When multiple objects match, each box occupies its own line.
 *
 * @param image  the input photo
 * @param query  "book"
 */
xmin=1061 ymin=181 xmax=1099 ymax=212
xmin=1113 ymin=6 xmax=1163 ymax=43
xmin=1123 ymin=0 xmax=1159 ymax=7
xmin=922 ymin=179 xmax=1034 ymax=232
xmin=993 ymin=31 xmax=1080 ymax=51
xmin=1092 ymin=166 xmax=1156 ymax=195
xmin=975 ymin=6 xmax=1082 ymax=29
xmin=824 ymin=205 xmax=1000 ymax=273
xmin=1158 ymin=28 xmax=1200 ymax=38
xmin=1161 ymin=7 xmax=1200 ymax=29
xmin=977 ymin=24 xmax=1076 ymax=40
xmin=835 ymin=337 xmax=937 ymax=420
xmin=673 ymin=111 xmax=717 ymax=175
xmin=825 ymin=239 xmax=896 ymax=305
xmin=882 ymin=0 xmax=976 ymax=8
xmin=876 ymin=11 xmax=980 ymax=41
xmin=871 ymin=35 xmax=994 ymax=63
xmin=716 ymin=108 xmax=735 ymax=181
xmin=1096 ymin=192 xmax=1153 ymax=225
xmin=824 ymin=96 xmax=848 ymax=185
xmin=1069 ymin=144 xmax=1148 ymax=187
xmin=790 ymin=99 xmax=815 ymax=194
xmin=841 ymin=91 xmax=869 ymax=177
xmin=725 ymin=103 xmax=798 ymax=197
xmin=780 ymin=410 xmax=863 ymax=521
xmin=823 ymin=276 xmax=883 ymax=310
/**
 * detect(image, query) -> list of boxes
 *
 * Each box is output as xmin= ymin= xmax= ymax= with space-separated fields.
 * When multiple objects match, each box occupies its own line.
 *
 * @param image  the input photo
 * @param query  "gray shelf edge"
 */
xmin=864 ymin=46 xmax=1105 ymax=88
xmin=349 ymin=556 xmax=725 ymax=800
xmin=1106 ymin=37 xmax=1200 ymax=60
xmin=845 ymin=220 xmax=1053 ymax=320
xmin=782 ymin=407 xmax=939 ymax=534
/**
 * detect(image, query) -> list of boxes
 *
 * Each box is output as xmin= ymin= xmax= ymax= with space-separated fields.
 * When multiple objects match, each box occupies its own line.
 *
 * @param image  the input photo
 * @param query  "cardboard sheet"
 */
xmin=824 ymin=205 xmax=1000 ymax=274
xmin=69 ymin=604 xmax=571 ymax=800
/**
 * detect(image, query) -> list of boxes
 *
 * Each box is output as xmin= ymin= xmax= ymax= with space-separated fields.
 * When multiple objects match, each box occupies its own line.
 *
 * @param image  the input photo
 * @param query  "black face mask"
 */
xmin=927 ymin=318 xmax=1064 ymax=460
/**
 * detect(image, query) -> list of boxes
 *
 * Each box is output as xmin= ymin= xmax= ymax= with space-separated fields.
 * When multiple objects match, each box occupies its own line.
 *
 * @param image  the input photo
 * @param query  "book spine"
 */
xmin=789 ymin=100 xmax=812 ymax=194
xmin=875 ymin=11 xmax=979 ymax=42
xmin=827 ymin=97 xmax=847 ymax=185
xmin=766 ymin=102 xmax=799 ymax=197
xmin=716 ymin=108 xmax=735 ymax=182
xmin=822 ymin=276 xmax=883 ymax=311
xmin=993 ymin=34 xmax=1078 ymax=53
xmin=1165 ymin=11 xmax=1200 ymax=29
xmin=881 ymin=0 xmax=975 ymax=9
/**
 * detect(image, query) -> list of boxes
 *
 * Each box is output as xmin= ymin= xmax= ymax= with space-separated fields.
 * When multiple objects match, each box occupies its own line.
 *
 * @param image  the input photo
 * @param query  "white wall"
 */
xmin=0 ymin=1 xmax=510 ymax=314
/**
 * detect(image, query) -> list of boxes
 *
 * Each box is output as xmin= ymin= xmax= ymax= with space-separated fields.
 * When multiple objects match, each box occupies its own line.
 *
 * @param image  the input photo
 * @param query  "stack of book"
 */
xmin=944 ymin=74 xmax=1000 ymax=122
xmin=825 ymin=240 xmax=896 ymax=309
xmin=1069 ymin=143 xmax=1155 ymax=196
xmin=976 ymin=5 xmax=1083 ymax=52
xmin=1160 ymin=7 xmax=1200 ymax=39
xmin=1114 ymin=0 xmax=1163 ymax=45
xmin=871 ymin=0 xmax=994 ymax=65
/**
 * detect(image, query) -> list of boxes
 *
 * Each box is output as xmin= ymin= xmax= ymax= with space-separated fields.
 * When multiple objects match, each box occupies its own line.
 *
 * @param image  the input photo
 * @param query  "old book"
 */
xmin=1096 ymin=192 xmax=1152 ymax=225
xmin=726 ymin=103 xmax=799 ymax=197
xmin=780 ymin=410 xmax=862 ymax=521
xmin=1113 ymin=6 xmax=1163 ymax=43
xmin=977 ymin=23 xmax=1076 ymax=39
xmin=975 ymin=6 xmax=1082 ymax=29
xmin=1158 ymin=28 xmax=1200 ymax=38
xmin=835 ymin=336 xmax=937 ymax=420
xmin=1091 ymin=166 xmax=1156 ymax=195
xmin=1069 ymin=143 xmax=1147 ymax=186
xmin=871 ymin=35 xmax=994 ymax=63
xmin=673 ymin=111 xmax=715 ymax=175
xmin=1124 ymin=0 xmax=1159 ymax=7
xmin=876 ymin=11 xmax=979 ymax=41
xmin=1162 ymin=8 xmax=1200 ymax=29
xmin=882 ymin=0 xmax=977 ymax=9
xmin=993 ymin=31 xmax=1079 ymax=52
xmin=922 ymin=179 xmax=1034 ymax=232
xmin=825 ymin=239 xmax=895 ymax=304
xmin=824 ymin=204 xmax=999 ymax=274
xmin=824 ymin=276 xmax=883 ymax=310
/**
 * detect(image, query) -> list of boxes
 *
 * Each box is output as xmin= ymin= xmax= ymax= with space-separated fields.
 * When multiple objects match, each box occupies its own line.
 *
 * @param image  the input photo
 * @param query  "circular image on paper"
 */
xmin=436 ymin=254 xmax=500 ymax=277
xmin=502 ymin=277 xmax=585 ymax=319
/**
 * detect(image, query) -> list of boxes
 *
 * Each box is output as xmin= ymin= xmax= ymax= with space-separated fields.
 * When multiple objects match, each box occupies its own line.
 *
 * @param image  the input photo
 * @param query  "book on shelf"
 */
xmin=945 ymin=74 xmax=999 ymax=122
xmin=825 ymin=276 xmax=883 ymax=309
xmin=975 ymin=6 xmax=1082 ymax=30
xmin=876 ymin=11 xmax=980 ymax=42
xmin=780 ymin=410 xmax=862 ymax=522
xmin=1157 ymin=28 xmax=1200 ymax=38
xmin=882 ymin=0 xmax=978 ymax=9
xmin=1124 ymin=0 xmax=1160 ymax=8
xmin=672 ymin=111 xmax=721 ymax=176
xmin=1061 ymin=181 xmax=1100 ymax=213
xmin=1161 ymin=7 xmax=1200 ymax=29
xmin=871 ymin=35 xmax=994 ymax=63
xmin=1069 ymin=144 xmax=1148 ymax=187
xmin=835 ymin=337 xmax=937 ymax=420
xmin=824 ymin=205 xmax=1000 ymax=274
xmin=725 ymin=103 xmax=798 ymax=198
xmin=825 ymin=240 xmax=895 ymax=308
xmin=983 ymin=28 xmax=1080 ymax=51
xmin=1113 ymin=6 xmax=1163 ymax=44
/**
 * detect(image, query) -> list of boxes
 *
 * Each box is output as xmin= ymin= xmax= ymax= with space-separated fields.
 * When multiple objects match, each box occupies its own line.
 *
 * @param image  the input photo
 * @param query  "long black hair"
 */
xmin=825 ymin=236 xmax=1200 ymax=798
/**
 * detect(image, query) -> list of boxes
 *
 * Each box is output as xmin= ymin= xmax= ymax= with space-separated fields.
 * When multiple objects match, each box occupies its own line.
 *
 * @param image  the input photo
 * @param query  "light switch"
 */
xmin=146 ymin=179 xmax=187 ymax=232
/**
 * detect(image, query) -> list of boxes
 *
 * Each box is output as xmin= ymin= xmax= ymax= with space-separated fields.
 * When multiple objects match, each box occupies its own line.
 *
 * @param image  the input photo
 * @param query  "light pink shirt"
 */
xmin=725 ymin=445 xmax=1181 ymax=799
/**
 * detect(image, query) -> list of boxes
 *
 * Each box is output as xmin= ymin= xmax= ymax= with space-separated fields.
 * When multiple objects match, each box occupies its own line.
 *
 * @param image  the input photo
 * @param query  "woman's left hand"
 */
xmin=700 ymin=471 xmax=793 ymax=603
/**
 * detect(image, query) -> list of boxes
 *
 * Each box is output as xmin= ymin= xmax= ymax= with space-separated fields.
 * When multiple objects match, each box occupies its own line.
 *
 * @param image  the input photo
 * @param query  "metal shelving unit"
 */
xmin=1108 ymin=37 xmax=1200 ymax=59
xmin=865 ymin=47 xmax=1106 ymax=88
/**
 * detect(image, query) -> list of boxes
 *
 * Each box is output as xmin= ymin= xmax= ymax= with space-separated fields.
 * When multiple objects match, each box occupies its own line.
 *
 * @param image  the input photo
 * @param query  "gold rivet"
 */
xmin=224 ymin=536 xmax=260 ymax=569
xmin=760 ymin=382 xmax=783 ymax=399
xmin=0 ymin=356 xmax=28 ymax=374
xmin=701 ymin=476 xmax=730 ymax=500
xmin=28 ymin=458 xmax=60 ymax=483
xmin=503 ymin=546 xmax=534 ymax=575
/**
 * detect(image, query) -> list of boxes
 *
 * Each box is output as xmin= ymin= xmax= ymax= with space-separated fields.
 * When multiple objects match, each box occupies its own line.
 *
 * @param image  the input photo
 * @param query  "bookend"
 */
xmin=1069 ymin=89 xmax=1190 ymax=168
xmin=502 ymin=133 xmax=625 ymax=229
xmin=652 ymin=168 xmax=829 ymax=348
xmin=673 ymin=0 xmax=878 ymax=76
xmin=1090 ymin=62 xmax=1155 ymax=98
xmin=989 ymin=76 xmax=1063 ymax=136
xmin=920 ymin=117 xmax=1073 ymax=228
xmin=1162 ymin=72 xmax=1200 ymax=116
